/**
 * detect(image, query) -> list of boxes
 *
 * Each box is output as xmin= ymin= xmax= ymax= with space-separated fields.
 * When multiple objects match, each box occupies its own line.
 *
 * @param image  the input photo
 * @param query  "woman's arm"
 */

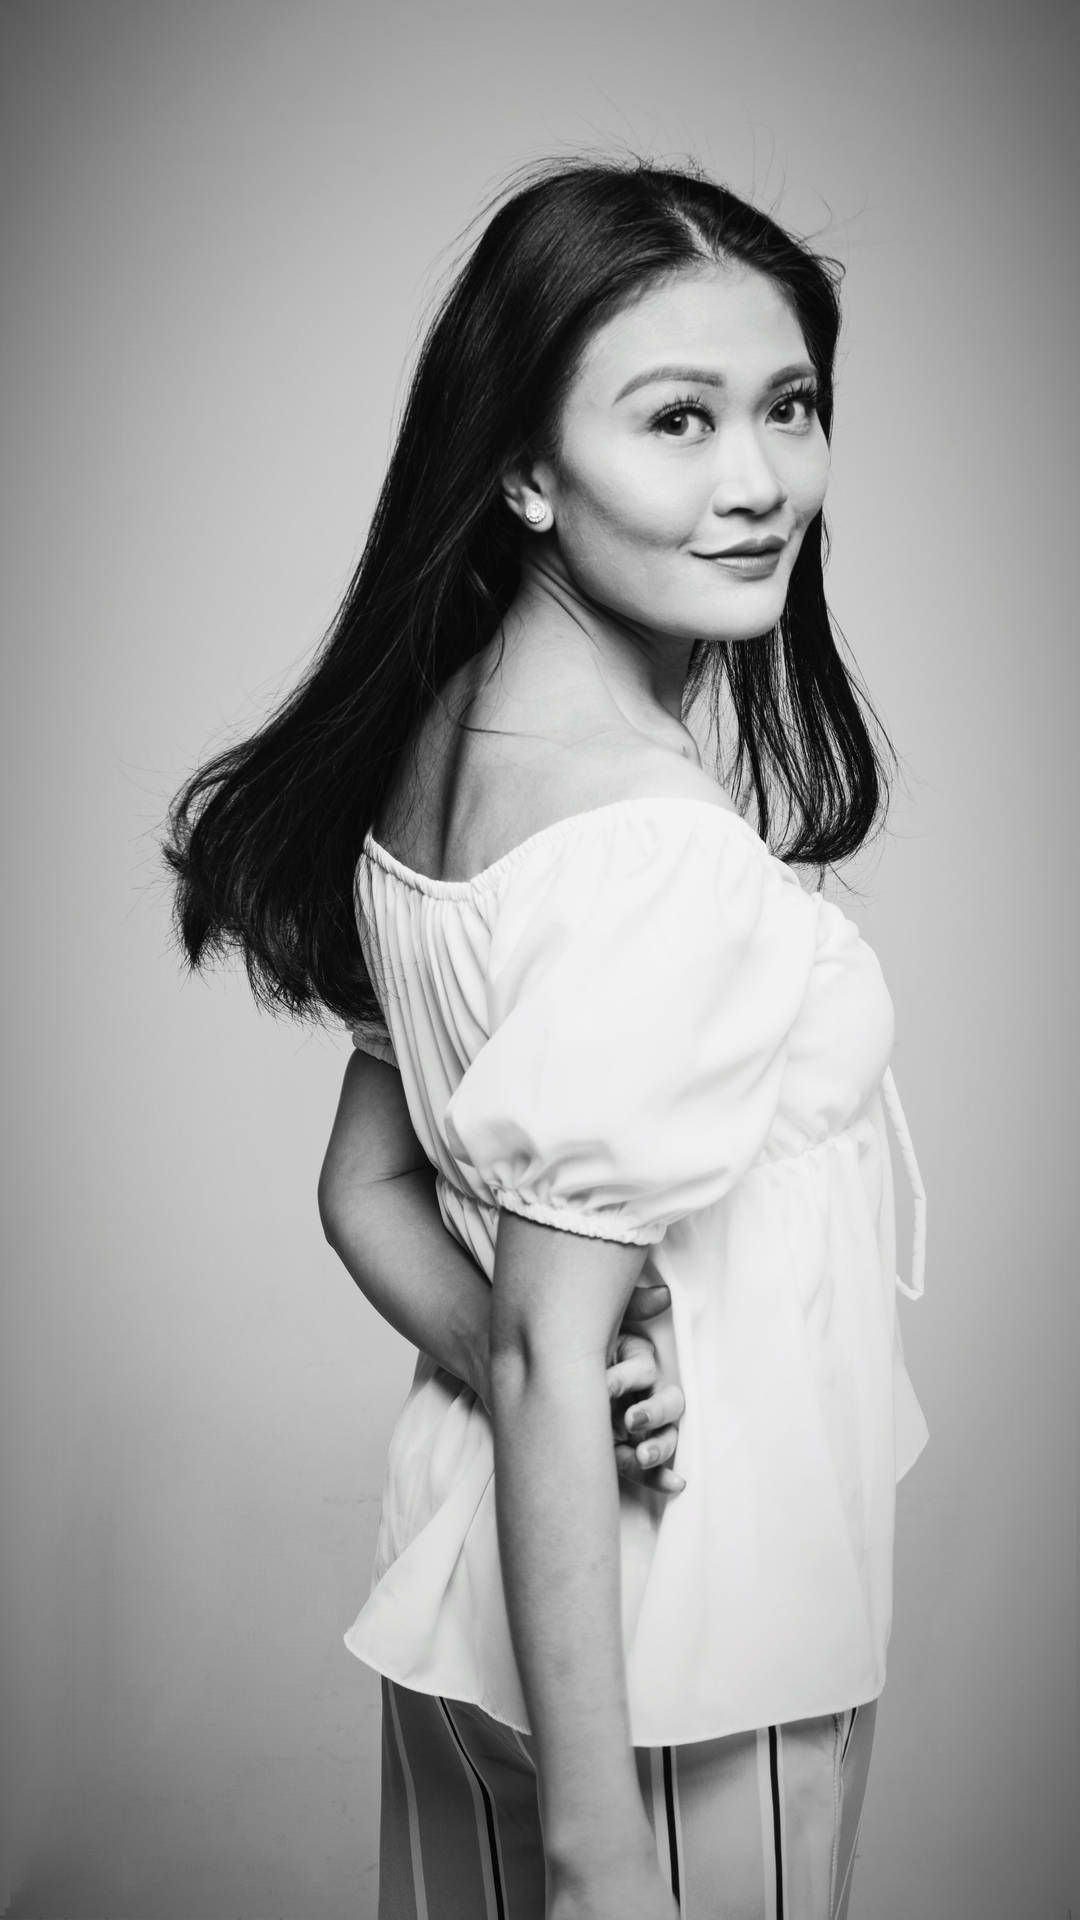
xmin=318 ymin=1053 xmax=686 ymax=1486
xmin=491 ymin=1213 xmax=679 ymax=1920
xmin=319 ymin=1048 xmax=492 ymax=1403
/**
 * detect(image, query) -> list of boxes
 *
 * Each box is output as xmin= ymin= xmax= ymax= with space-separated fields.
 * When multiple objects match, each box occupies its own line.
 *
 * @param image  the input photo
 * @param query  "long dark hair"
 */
xmin=165 ymin=157 xmax=892 ymax=1027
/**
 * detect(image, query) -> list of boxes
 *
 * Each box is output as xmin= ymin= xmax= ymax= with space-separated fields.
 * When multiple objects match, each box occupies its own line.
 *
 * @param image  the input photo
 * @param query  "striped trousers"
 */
xmin=379 ymin=1678 xmax=877 ymax=1919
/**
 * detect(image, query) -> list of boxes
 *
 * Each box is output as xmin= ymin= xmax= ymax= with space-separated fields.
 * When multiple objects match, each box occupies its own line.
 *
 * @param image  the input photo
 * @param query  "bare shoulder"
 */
xmin=595 ymin=744 xmax=742 ymax=818
xmin=455 ymin=738 xmax=743 ymax=878
xmin=549 ymin=737 xmax=745 ymax=821
xmin=379 ymin=694 xmax=743 ymax=882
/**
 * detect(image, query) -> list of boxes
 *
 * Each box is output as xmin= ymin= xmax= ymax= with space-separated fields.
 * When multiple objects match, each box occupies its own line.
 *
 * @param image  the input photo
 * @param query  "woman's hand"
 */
xmin=606 ymin=1281 xmax=686 ymax=1495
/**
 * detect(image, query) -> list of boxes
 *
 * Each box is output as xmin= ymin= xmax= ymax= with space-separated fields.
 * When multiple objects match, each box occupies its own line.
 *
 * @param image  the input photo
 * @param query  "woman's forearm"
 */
xmin=491 ymin=1217 xmax=656 ymax=1876
xmin=322 ymin=1165 xmax=491 ymax=1406
xmin=493 ymin=1356 xmax=654 ymax=1867
xmin=319 ymin=1051 xmax=492 ymax=1404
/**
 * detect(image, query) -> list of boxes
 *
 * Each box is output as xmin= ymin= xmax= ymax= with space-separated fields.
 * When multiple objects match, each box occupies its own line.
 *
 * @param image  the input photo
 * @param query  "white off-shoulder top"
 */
xmin=344 ymin=797 xmax=928 ymax=1745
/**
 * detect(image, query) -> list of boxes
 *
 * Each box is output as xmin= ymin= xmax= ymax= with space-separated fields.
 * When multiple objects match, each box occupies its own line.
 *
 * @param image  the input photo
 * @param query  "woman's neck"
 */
xmin=497 ymin=555 xmax=698 ymax=746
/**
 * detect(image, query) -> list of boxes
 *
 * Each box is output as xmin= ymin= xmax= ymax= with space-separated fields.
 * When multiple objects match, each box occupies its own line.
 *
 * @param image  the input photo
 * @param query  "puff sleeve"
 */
xmin=350 ymin=1014 xmax=398 ymax=1068
xmin=444 ymin=804 xmax=821 ymax=1245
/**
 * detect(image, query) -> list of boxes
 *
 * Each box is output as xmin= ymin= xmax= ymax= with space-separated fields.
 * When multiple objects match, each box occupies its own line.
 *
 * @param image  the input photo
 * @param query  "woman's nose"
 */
xmin=708 ymin=427 xmax=787 ymax=517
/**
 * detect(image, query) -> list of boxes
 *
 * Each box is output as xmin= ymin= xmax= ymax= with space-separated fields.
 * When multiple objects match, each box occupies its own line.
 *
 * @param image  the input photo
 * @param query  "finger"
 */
xmin=646 ymin=1465 xmax=686 ymax=1495
xmin=612 ymin=1331 xmax=655 ymax=1366
xmin=620 ymin=1384 xmax=686 ymax=1436
xmin=621 ymin=1282 xmax=671 ymax=1328
xmin=633 ymin=1424 xmax=679 ymax=1469
xmin=615 ymin=1442 xmax=686 ymax=1497
xmin=606 ymin=1344 xmax=658 ymax=1403
xmin=615 ymin=1424 xmax=679 ymax=1469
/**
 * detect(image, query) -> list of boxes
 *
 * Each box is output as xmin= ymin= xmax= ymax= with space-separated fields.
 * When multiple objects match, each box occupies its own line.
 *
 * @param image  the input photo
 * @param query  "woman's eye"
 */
xmin=653 ymin=403 xmax=713 ymax=439
xmin=770 ymin=389 xmax=818 ymax=428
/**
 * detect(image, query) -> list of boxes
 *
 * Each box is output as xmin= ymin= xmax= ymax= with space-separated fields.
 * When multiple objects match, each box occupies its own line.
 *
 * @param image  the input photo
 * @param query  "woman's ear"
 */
xmin=501 ymin=459 xmax=554 ymax=533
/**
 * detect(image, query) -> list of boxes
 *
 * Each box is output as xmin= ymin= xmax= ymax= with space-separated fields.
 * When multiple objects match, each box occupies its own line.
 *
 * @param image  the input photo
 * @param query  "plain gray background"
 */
xmin=2 ymin=1 xmax=1077 ymax=1915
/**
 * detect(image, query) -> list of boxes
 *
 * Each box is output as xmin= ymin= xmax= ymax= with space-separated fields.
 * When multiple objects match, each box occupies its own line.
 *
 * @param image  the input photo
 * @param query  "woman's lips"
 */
xmin=698 ymin=549 xmax=783 ymax=579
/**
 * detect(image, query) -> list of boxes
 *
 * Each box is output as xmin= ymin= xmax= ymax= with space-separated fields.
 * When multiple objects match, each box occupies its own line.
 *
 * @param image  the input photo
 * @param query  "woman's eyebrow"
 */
xmin=613 ymin=361 xmax=816 ymax=402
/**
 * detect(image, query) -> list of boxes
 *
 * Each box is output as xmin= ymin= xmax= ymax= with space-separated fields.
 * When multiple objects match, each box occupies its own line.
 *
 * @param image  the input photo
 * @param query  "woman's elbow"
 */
xmin=317 ymin=1152 xmax=354 ymax=1250
xmin=489 ymin=1317 xmax=605 ymax=1406
xmin=488 ymin=1335 xmax=530 ymax=1406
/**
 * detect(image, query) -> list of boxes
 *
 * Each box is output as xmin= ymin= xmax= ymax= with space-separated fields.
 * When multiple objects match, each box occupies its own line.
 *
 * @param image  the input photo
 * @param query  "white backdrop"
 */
xmin=2 ymin=1 xmax=1076 ymax=1915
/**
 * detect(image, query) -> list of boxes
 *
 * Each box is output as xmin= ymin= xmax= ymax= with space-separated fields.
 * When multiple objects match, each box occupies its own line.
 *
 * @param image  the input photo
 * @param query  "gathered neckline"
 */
xmin=362 ymin=794 xmax=763 ymax=900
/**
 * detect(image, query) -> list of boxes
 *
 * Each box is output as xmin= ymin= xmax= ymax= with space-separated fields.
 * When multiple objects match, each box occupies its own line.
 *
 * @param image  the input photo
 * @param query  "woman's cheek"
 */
xmin=558 ymin=496 xmax=672 ymax=584
xmin=558 ymin=513 xmax=688 ymax=624
xmin=568 ymin=440 xmax=691 ymax=538
xmin=799 ymin=436 xmax=831 ymax=516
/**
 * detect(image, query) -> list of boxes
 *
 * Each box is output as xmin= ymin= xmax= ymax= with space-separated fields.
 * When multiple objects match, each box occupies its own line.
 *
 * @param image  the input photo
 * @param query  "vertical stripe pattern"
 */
xmin=437 ymin=1699 xmax=507 ymax=1920
xmin=379 ymin=1681 xmax=878 ymax=1920
xmin=834 ymin=1701 xmax=877 ymax=1920
xmin=386 ymin=1681 xmax=429 ymax=1920
xmin=769 ymin=1726 xmax=788 ymax=1920
xmin=661 ymin=1747 xmax=682 ymax=1905
xmin=756 ymin=1727 xmax=778 ymax=1920
xmin=647 ymin=1745 xmax=674 ymax=1893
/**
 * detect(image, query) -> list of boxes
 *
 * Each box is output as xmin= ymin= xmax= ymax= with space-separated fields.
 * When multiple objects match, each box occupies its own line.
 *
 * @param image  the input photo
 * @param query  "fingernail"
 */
xmin=626 ymin=1408 xmax=645 ymax=1431
xmin=639 ymin=1444 xmax=658 ymax=1466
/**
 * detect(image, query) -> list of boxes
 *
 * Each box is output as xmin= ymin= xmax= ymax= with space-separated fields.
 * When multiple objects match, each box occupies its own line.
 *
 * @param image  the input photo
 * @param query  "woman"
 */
xmin=167 ymin=159 xmax=928 ymax=1920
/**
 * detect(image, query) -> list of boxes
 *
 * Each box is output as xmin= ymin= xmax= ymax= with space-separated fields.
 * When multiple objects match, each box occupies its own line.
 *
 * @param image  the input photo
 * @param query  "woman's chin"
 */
xmin=680 ymin=579 xmax=792 ymax=646
xmin=694 ymin=609 xmax=785 ymax=646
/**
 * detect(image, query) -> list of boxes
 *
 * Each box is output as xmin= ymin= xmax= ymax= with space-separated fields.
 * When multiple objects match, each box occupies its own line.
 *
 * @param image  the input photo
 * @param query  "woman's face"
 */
xmin=530 ymin=263 xmax=830 ymax=644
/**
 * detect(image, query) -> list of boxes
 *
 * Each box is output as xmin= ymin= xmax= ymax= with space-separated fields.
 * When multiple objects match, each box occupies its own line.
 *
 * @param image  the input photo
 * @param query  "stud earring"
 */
xmin=524 ymin=501 xmax=548 ymax=526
